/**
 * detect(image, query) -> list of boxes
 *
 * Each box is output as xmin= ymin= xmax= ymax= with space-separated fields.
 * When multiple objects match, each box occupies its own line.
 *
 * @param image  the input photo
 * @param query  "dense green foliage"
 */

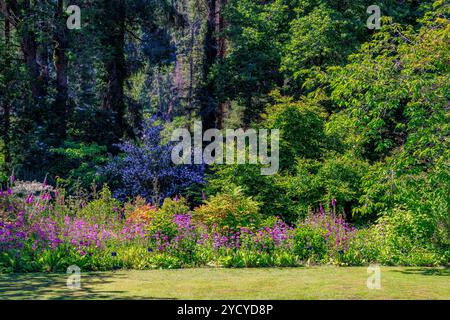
xmin=0 ymin=0 xmax=448 ymax=270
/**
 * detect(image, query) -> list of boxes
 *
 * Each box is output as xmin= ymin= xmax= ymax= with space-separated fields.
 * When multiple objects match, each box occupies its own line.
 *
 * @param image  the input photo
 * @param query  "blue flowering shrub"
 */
xmin=104 ymin=119 xmax=204 ymax=204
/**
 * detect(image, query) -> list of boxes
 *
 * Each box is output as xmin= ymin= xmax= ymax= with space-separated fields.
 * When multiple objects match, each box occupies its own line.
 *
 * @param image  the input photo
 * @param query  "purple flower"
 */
xmin=26 ymin=194 xmax=34 ymax=204
xmin=102 ymin=119 xmax=204 ymax=203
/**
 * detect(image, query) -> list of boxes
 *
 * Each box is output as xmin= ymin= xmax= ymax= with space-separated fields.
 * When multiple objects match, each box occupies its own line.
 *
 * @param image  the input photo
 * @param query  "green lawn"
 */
xmin=0 ymin=267 xmax=448 ymax=300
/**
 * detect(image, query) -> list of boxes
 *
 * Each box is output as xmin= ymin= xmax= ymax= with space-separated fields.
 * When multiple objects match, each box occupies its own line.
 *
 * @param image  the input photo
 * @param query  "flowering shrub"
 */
xmin=103 ymin=120 xmax=204 ymax=204
xmin=11 ymin=180 xmax=54 ymax=197
xmin=293 ymin=208 xmax=357 ymax=264
xmin=125 ymin=197 xmax=157 ymax=225
xmin=79 ymin=185 xmax=121 ymax=222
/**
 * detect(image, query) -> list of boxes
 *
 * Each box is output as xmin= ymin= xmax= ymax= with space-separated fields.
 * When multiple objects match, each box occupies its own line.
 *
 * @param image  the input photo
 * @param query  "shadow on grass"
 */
xmin=0 ymin=272 xmax=177 ymax=300
xmin=391 ymin=267 xmax=450 ymax=277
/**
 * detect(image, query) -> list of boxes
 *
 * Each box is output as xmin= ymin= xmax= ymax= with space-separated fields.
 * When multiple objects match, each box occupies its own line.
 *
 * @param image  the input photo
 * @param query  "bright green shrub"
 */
xmin=261 ymin=91 xmax=327 ymax=171
xmin=193 ymin=186 xmax=261 ymax=229
xmin=207 ymin=151 xmax=369 ymax=223
xmin=159 ymin=197 xmax=189 ymax=216
xmin=206 ymin=164 xmax=300 ymax=222
xmin=149 ymin=197 xmax=190 ymax=239
xmin=374 ymin=207 xmax=448 ymax=266
xmin=356 ymin=156 xmax=449 ymax=258
xmin=293 ymin=226 xmax=328 ymax=263
xmin=278 ymin=154 xmax=369 ymax=219
xmin=217 ymin=250 xmax=298 ymax=268
xmin=337 ymin=229 xmax=381 ymax=266
xmin=80 ymin=185 xmax=121 ymax=222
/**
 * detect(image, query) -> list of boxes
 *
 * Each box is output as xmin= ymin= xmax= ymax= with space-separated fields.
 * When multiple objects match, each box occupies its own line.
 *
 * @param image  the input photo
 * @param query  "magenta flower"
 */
xmin=26 ymin=194 xmax=34 ymax=204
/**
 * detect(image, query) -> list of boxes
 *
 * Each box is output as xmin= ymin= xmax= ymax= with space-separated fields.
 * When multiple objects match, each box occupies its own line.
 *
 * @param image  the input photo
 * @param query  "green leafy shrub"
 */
xmin=278 ymin=154 xmax=369 ymax=219
xmin=261 ymin=91 xmax=327 ymax=171
xmin=206 ymin=164 xmax=300 ymax=221
xmin=80 ymin=185 xmax=121 ymax=222
xmin=374 ymin=208 xmax=448 ymax=266
xmin=160 ymin=197 xmax=190 ymax=216
xmin=207 ymin=153 xmax=369 ymax=222
xmin=218 ymin=250 xmax=298 ymax=268
xmin=193 ymin=186 xmax=261 ymax=229
xmin=151 ymin=197 xmax=190 ymax=239
xmin=293 ymin=226 xmax=327 ymax=263
xmin=337 ymin=228 xmax=382 ymax=266
xmin=50 ymin=142 xmax=108 ymax=192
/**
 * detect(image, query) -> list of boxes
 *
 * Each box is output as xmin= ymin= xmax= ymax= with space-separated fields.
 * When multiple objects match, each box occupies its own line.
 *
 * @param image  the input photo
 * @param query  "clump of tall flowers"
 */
xmin=294 ymin=202 xmax=357 ymax=263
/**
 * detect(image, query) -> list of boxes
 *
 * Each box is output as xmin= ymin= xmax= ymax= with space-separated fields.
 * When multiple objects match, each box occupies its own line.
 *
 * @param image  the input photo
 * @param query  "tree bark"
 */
xmin=52 ymin=0 xmax=69 ymax=143
xmin=20 ymin=0 xmax=46 ymax=102
xmin=200 ymin=0 xmax=218 ymax=130
xmin=101 ymin=0 xmax=127 ymax=140
xmin=201 ymin=0 xmax=227 ymax=130
xmin=2 ymin=3 xmax=11 ymax=171
xmin=216 ymin=0 xmax=227 ymax=59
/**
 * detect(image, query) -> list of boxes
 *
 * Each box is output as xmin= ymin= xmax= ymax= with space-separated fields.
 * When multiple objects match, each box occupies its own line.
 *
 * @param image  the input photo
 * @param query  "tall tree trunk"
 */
xmin=215 ymin=0 xmax=227 ymax=127
xmin=200 ymin=0 xmax=218 ymax=130
xmin=101 ymin=0 xmax=127 ymax=140
xmin=188 ymin=20 xmax=197 ymax=114
xmin=52 ymin=0 xmax=69 ymax=144
xmin=2 ymin=4 xmax=11 ymax=171
xmin=21 ymin=0 xmax=46 ymax=102
xmin=201 ymin=0 xmax=226 ymax=130
xmin=216 ymin=0 xmax=227 ymax=59
xmin=22 ymin=30 xmax=45 ymax=101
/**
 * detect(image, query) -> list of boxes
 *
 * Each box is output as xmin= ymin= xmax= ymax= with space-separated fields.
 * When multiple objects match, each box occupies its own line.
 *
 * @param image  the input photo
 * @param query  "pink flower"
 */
xmin=26 ymin=194 xmax=34 ymax=204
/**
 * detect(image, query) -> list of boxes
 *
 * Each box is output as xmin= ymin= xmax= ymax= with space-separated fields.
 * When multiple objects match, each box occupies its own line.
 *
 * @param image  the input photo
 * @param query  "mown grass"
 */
xmin=0 ymin=267 xmax=448 ymax=300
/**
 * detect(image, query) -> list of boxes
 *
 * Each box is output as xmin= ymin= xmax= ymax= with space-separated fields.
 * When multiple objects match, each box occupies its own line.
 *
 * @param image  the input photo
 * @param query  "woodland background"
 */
xmin=0 ymin=0 xmax=448 ymax=226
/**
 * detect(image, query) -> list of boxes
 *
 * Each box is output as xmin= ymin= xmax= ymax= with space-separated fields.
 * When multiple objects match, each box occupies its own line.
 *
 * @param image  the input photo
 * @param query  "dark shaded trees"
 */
xmin=0 ymin=1 xmax=11 ymax=172
xmin=200 ymin=0 xmax=227 ymax=130
xmin=98 ymin=0 xmax=128 ymax=141
xmin=51 ymin=0 xmax=69 ymax=144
